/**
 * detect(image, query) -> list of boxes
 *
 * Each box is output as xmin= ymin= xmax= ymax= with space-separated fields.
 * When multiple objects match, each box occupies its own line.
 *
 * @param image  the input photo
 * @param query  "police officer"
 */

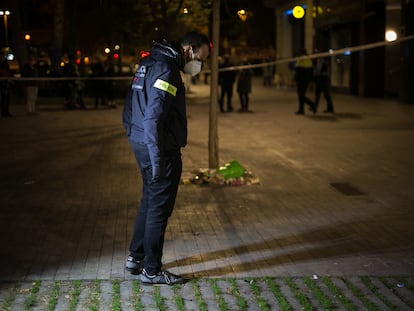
xmin=294 ymin=48 xmax=316 ymax=115
xmin=122 ymin=32 xmax=210 ymax=285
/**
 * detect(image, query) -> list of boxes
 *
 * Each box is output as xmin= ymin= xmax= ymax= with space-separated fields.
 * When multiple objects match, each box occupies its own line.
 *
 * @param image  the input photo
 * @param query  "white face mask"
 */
xmin=184 ymin=60 xmax=202 ymax=76
xmin=183 ymin=49 xmax=202 ymax=76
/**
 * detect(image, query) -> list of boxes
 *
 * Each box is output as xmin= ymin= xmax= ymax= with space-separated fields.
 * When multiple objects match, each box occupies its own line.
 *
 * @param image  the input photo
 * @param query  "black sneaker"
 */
xmin=125 ymin=255 xmax=144 ymax=275
xmin=141 ymin=268 xmax=185 ymax=285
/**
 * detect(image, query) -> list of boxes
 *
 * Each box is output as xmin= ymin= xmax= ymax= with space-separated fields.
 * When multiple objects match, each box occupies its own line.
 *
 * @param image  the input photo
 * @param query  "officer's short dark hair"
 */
xmin=180 ymin=31 xmax=211 ymax=53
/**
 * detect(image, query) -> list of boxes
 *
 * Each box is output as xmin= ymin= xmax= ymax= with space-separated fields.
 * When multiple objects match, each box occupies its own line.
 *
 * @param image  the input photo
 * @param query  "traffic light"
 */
xmin=113 ymin=44 xmax=121 ymax=61
xmin=24 ymin=33 xmax=33 ymax=55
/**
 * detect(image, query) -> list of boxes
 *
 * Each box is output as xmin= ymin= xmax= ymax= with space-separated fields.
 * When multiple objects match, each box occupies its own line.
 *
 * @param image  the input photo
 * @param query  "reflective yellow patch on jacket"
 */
xmin=296 ymin=58 xmax=313 ymax=68
xmin=153 ymin=79 xmax=177 ymax=96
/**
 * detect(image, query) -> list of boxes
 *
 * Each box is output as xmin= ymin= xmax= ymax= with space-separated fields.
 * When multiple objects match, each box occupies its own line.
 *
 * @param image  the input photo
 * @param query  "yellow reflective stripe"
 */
xmin=153 ymin=79 xmax=177 ymax=96
xmin=296 ymin=58 xmax=313 ymax=68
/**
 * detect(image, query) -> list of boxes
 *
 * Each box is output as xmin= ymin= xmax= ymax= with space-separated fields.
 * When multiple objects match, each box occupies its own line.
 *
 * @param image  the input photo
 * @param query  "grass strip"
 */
xmin=304 ymin=276 xmax=335 ymax=310
xmin=111 ymin=280 xmax=121 ymax=311
xmin=321 ymin=277 xmax=357 ymax=311
xmin=395 ymin=276 xmax=414 ymax=309
xmin=265 ymin=277 xmax=292 ymax=311
xmin=191 ymin=279 xmax=208 ymax=311
xmin=153 ymin=286 xmax=166 ymax=311
xmin=131 ymin=280 xmax=144 ymax=311
xmin=69 ymin=280 xmax=82 ymax=311
xmin=247 ymin=278 xmax=270 ymax=311
xmin=87 ymin=280 xmax=101 ymax=311
xmin=24 ymin=280 xmax=41 ymax=310
xmin=379 ymin=276 xmax=414 ymax=310
xmin=209 ymin=279 xmax=228 ymax=311
xmin=172 ymin=284 xmax=185 ymax=311
xmin=229 ymin=278 xmax=248 ymax=310
xmin=396 ymin=276 xmax=413 ymax=290
xmin=1 ymin=282 xmax=20 ymax=311
xmin=284 ymin=277 xmax=313 ymax=311
xmin=341 ymin=277 xmax=379 ymax=311
xmin=47 ymin=281 xmax=61 ymax=311
xmin=360 ymin=276 xmax=399 ymax=311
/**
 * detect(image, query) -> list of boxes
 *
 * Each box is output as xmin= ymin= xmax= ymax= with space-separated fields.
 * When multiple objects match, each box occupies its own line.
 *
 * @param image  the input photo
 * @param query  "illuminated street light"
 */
xmin=237 ymin=9 xmax=247 ymax=21
xmin=183 ymin=7 xmax=189 ymax=14
xmin=0 ymin=10 xmax=11 ymax=47
xmin=385 ymin=30 xmax=397 ymax=42
xmin=292 ymin=5 xmax=305 ymax=19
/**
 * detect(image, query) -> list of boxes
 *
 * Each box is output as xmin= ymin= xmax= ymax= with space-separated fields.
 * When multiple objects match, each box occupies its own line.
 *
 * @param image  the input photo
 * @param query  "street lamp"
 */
xmin=0 ymin=10 xmax=11 ymax=47
xmin=292 ymin=5 xmax=305 ymax=19
xmin=385 ymin=30 xmax=398 ymax=42
xmin=237 ymin=9 xmax=247 ymax=21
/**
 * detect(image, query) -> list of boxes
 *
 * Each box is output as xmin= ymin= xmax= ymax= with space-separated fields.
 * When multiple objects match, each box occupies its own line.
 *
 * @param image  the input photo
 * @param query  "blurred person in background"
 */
xmin=314 ymin=55 xmax=334 ymax=113
xmin=237 ymin=60 xmax=253 ymax=112
xmin=21 ymin=56 xmax=39 ymax=115
xmin=218 ymin=55 xmax=236 ymax=112
xmin=262 ymin=58 xmax=273 ymax=87
xmin=0 ymin=54 xmax=13 ymax=117
xmin=294 ymin=48 xmax=316 ymax=115
xmin=90 ymin=56 xmax=106 ymax=108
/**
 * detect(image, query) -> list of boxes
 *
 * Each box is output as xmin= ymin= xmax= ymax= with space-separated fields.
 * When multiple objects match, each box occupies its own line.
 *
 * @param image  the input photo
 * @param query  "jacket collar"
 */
xmin=151 ymin=41 xmax=184 ymax=69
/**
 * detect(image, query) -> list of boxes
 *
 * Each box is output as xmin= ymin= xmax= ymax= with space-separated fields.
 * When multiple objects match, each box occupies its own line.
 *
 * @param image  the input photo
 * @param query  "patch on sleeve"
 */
xmin=153 ymin=79 xmax=177 ymax=96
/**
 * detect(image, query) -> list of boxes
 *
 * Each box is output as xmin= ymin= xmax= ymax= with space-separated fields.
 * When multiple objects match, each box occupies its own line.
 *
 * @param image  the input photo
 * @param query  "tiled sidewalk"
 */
xmin=0 ymin=78 xmax=413 ymax=282
xmin=2 ymin=276 xmax=414 ymax=310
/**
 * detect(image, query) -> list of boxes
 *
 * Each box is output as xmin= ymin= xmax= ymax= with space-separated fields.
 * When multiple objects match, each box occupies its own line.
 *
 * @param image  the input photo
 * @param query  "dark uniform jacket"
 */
xmin=123 ymin=41 xmax=186 ymax=173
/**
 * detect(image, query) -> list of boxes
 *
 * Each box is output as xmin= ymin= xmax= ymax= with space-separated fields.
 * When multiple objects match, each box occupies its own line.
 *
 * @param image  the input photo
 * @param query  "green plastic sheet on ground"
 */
xmin=181 ymin=160 xmax=260 ymax=186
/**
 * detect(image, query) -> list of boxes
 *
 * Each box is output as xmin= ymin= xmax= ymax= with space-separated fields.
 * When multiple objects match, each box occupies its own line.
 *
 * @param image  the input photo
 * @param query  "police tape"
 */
xmin=216 ymin=34 xmax=414 ymax=72
xmin=1 ymin=34 xmax=413 ymax=81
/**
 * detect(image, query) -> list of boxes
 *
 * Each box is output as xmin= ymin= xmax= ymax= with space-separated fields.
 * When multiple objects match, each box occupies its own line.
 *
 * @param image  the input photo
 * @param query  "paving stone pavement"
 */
xmin=0 ymin=77 xmax=414 ymax=310
xmin=1 ymin=276 xmax=414 ymax=310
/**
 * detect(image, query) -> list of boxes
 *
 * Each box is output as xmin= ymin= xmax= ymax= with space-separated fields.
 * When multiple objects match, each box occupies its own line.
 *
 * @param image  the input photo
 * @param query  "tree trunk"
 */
xmin=50 ymin=0 xmax=65 ymax=73
xmin=208 ymin=0 xmax=220 ymax=169
xmin=7 ymin=0 xmax=27 ymax=66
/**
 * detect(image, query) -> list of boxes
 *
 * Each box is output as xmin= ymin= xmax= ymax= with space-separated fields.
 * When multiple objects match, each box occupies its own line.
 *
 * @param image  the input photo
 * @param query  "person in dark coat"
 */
xmin=314 ymin=56 xmax=334 ymax=113
xmin=0 ymin=54 xmax=12 ymax=117
xmin=218 ymin=55 xmax=236 ymax=112
xmin=237 ymin=61 xmax=253 ymax=112
xmin=62 ymin=58 xmax=82 ymax=109
xmin=122 ymin=31 xmax=210 ymax=285
xmin=103 ymin=59 xmax=116 ymax=108
xmin=294 ymin=48 xmax=316 ymax=115
xmin=21 ymin=56 xmax=39 ymax=114
xmin=90 ymin=57 xmax=106 ymax=108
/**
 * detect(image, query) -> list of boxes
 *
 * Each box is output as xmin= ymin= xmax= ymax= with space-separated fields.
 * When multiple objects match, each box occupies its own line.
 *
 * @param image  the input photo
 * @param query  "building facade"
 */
xmin=264 ymin=0 xmax=414 ymax=103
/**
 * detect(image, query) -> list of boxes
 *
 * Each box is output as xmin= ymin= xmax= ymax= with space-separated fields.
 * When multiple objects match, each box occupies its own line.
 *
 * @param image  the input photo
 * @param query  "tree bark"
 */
xmin=50 ymin=0 xmax=65 ymax=73
xmin=208 ymin=0 xmax=220 ymax=169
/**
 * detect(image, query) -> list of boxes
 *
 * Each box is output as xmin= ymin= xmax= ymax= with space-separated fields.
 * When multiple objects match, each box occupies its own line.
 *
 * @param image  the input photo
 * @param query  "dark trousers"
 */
xmin=238 ymin=92 xmax=249 ymax=111
xmin=315 ymin=79 xmax=334 ymax=112
xmin=128 ymin=140 xmax=182 ymax=275
xmin=220 ymin=85 xmax=234 ymax=111
xmin=297 ymin=81 xmax=314 ymax=112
